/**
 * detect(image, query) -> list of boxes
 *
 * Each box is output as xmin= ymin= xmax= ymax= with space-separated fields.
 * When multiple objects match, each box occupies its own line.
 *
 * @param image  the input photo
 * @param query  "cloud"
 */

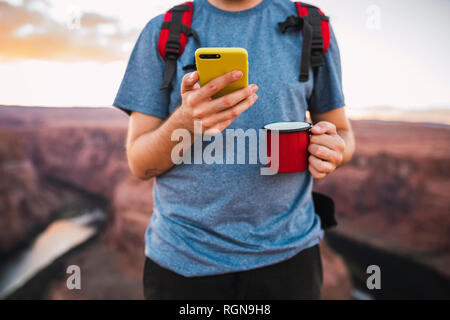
xmin=0 ymin=0 xmax=139 ymax=62
xmin=80 ymin=12 xmax=117 ymax=29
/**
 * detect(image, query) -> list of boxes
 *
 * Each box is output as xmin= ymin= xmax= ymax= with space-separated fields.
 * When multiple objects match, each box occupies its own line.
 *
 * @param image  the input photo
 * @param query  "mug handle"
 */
xmin=306 ymin=122 xmax=313 ymax=162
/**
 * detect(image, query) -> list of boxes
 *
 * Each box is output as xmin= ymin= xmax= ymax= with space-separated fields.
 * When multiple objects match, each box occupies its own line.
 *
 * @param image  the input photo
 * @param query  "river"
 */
xmin=325 ymin=231 xmax=450 ymax=300
xmin=0 ymin=209 xmax=105 ymax=299
xmin=1 ymin=210 xmax=449 ymax=300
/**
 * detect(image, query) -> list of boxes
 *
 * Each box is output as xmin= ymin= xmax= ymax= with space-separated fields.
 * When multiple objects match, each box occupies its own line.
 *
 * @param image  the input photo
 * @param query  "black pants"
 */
xmin=143 ymin=245 xmax=322 ymax=300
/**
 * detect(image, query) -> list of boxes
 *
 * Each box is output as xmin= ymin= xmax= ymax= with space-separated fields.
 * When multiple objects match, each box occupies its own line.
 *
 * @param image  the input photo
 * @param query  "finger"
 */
xmin=196 ymin=84 xmax=258 ymax=117
xmin=181 ymin=71 xmax=199 ymax=94
xmin=192 ymin=70 xmax=243 ymax=104
xmin=308 ymin=143 xmax=341 ymax=163
xmin=211 ymin=84 xmax=258 ymax=112
xmin=202 ymin=94 xmax=257 ymax=128
xmin=308 ymin=155 xmax=336 ymax=174
xmin=310 ymin=133 xmax=346 ymax=155
xmin=204 ymin=118 xmax=234 ymax=136
xmin=310 ymin=121 xmax=337 ymax=135
xmin=308 ymin=164 xmax=327 ymax=179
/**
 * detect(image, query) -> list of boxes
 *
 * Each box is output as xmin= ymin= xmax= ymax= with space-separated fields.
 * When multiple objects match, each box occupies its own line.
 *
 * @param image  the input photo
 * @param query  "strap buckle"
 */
xmin=165 ymin=40 xmax=180 ymax=60
xmin=311 ymin=37 xmax=325 ymax=68
xmin=311 ymin=38 xmax=323 ymax=56
xmin=311 ymin=38 xmax=323 ymax=50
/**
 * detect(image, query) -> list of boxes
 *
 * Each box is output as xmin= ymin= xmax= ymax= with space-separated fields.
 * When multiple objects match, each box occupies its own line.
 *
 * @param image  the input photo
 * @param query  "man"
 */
xmin=114 ymin=0 xmax=355 ymax=299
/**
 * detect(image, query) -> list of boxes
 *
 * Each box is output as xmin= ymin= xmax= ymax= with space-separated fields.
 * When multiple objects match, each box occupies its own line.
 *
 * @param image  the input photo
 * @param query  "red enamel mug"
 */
xmin=263 ymin=121 xmax=312 ymax=173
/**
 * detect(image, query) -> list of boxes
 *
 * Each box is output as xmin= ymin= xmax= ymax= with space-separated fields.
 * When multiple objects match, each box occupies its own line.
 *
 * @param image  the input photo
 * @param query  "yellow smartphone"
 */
xmin=195 ymin=47 xmax=248 ymax=99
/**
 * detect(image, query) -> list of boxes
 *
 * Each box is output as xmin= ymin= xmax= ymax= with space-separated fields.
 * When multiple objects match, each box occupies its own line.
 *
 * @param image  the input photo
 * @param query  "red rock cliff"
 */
xmin=17 ymin=107 xmax=450 ymax=298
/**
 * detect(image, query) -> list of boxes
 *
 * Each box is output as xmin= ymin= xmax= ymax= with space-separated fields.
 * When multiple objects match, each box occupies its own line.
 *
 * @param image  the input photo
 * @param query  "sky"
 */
xmin=0 ymin=0 xmax=449 ymax=110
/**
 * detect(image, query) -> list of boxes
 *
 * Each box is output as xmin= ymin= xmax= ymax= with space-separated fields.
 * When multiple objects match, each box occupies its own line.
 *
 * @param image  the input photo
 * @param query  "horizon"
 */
xmin=0 ymin=0 xmax=449 ymax=114
xmin=2 ymin=104 xmax=450 ymax=125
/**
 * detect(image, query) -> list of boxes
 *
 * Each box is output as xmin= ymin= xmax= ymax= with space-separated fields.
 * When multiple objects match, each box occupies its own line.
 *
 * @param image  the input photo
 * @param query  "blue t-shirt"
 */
xmin=113 ymin=0 xmax=345 ymax=277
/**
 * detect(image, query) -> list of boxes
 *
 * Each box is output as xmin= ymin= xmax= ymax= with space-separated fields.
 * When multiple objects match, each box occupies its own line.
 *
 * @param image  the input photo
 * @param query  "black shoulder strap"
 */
xmin=160 ymin=4 xmax=190 ymax=90
xmin=278 ymin=2 xmax=329 ymax=82
xmin=300 ymin=4 xmax=328 ymax=82
xmin=160 ymin=3 xmax=200 ymax=90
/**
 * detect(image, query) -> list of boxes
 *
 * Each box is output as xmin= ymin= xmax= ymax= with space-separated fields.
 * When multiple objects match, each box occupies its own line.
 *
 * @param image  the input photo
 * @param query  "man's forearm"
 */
xmin=127 ymin=107 xmax=192 ymax=179
xmin=337 ymin=128 xmax=355 ymax=167
xmin=126 ymin=70 xmax=257 ymax=180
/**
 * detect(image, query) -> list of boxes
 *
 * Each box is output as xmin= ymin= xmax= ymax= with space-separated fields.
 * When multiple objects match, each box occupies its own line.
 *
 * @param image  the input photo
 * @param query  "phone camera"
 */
xmin=199 ymin=54 xmax=221 ymax=59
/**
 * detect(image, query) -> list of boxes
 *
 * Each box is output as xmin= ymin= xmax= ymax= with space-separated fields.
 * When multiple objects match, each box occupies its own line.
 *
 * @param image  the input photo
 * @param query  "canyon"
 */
xmin=1 ymin=105 xmax=449 ymax=299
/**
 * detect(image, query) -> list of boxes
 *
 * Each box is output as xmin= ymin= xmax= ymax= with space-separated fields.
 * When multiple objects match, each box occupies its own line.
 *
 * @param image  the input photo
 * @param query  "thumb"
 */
xmin=181 ymin=71 xmax=199 ymax=94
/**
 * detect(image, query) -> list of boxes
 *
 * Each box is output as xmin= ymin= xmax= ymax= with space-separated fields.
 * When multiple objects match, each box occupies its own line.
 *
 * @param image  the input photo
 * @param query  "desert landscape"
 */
xmin=0 ymin=105 xmax=449 ymax=299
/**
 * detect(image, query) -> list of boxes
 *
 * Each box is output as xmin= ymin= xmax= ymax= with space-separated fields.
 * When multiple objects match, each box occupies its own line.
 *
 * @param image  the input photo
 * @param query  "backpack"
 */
xmin=158 ymin=1 xmax=330 ymax=90
xmin=156 ymin=1 xmax=337 ymax=230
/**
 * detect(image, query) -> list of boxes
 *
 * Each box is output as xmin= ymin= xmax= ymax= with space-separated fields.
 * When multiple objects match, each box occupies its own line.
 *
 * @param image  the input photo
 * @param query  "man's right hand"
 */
xmin=126 ymin=70 xmax=258 ymax=180
xmin=176 ymin=70 xmax=258 ymax=135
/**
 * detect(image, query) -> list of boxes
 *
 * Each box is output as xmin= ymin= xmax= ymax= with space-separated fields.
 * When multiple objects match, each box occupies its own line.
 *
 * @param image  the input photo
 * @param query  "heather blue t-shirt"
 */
xmin=114 ymin=0 xmax=345 ymax=277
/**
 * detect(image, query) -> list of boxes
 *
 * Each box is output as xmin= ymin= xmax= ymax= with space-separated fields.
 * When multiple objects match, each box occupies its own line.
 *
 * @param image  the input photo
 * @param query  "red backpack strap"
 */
xmin=295 ymin=2 xmax=330 ymax=53
xmin=158 ymin=1 xmax=200 ymax=90
xmin=278 ymin=2 xmax=330 ymax=82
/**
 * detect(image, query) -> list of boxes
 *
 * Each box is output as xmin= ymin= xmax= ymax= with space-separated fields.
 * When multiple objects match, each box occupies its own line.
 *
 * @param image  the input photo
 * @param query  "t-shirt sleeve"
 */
xmin=308 ymin=24 xmax=345 ymax=115
xmin=113 ymin=17 xmax=170 ymax=119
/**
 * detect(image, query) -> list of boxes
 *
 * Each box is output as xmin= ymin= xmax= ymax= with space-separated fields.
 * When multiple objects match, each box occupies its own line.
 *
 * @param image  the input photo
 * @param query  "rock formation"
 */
xmin=8 ymin=106 xmax=449 ymax=298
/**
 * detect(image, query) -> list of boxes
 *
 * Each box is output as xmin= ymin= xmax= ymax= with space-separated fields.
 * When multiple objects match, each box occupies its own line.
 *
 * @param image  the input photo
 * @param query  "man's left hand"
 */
xmin=308 ymin=121 xmax=346 ymax=179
